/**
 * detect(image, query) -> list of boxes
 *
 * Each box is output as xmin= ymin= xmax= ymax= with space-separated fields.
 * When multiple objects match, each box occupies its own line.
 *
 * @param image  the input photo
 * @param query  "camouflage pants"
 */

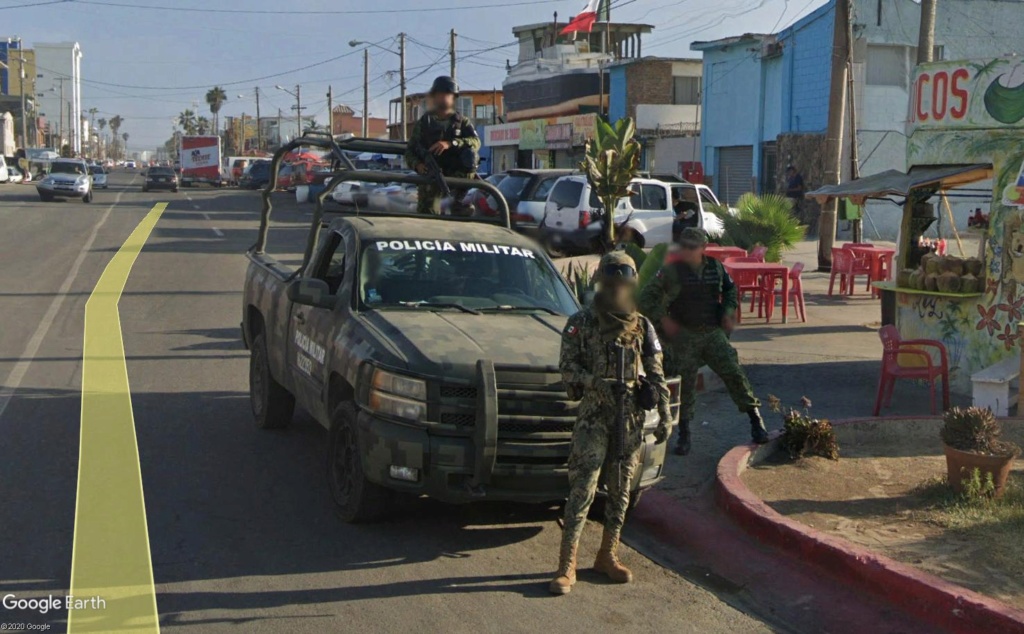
xmin=665 ymin=327 xmax=759 ymax=422
xmin=560 ymin=411 xmax=643 ymax=552
xmin=416 ymin=171 xmax=472 ymax=215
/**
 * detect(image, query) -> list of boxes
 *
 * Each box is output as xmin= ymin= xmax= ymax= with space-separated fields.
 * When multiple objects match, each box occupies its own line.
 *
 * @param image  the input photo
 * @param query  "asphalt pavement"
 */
xmin=0 ymin=172 xmax=771 ymax=633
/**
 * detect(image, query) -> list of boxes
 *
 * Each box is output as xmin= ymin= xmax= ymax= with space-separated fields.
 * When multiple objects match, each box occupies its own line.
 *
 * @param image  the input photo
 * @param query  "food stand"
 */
xmin=810 ymin=57 xmax=1024 ymax=393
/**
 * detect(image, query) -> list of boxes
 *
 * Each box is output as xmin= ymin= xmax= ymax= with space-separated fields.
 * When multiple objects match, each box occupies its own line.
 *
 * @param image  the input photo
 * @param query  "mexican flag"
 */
xmin=560 ymin=0 xmax=603 ymax=35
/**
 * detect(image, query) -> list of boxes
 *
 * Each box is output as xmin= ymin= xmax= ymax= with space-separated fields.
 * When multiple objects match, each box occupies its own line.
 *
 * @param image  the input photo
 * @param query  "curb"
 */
xmin=715 ymin=418 xmax=1024 ymax=634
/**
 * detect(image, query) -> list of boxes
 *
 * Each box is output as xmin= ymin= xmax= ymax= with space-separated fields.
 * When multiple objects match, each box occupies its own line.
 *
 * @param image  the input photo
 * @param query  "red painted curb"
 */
xmin=715 ymin=418 xmax=1024 ymax=634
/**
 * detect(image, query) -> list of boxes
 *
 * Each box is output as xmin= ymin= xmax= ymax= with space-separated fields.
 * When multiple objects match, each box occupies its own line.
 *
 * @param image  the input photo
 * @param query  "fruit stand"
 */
xmin=810 ymin=57 xmax=1024 ymax=393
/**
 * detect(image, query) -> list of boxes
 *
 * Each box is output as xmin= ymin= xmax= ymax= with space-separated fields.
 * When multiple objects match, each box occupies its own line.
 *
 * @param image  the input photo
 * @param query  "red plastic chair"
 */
xmin=872 ymin=251 xmax=895 ymax=298
xmin=842 ymin=244 xmax=874 ymax=292
xmin=873 ymin=325 xmax=951 ymax=416
xmin=829 ymin=248 xmax=863 ymax=296
xmin=749 ymin=246 xmax=768 ymax=262
xmin=757 ymin=263 xmax=806 ymax=322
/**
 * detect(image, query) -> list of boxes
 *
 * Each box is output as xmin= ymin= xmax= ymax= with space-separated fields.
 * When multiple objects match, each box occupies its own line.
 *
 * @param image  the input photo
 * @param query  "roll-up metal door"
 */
xmin=716 ymin=146 xmax=754 ymax=205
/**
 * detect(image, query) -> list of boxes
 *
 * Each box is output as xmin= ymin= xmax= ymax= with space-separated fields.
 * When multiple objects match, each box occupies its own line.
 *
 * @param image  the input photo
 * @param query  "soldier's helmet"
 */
xmin=430 ymin=76 xmax=459 ymax=95
xmin=596 ymin=251 xmax=638 ymax=286
xmin=677 ymin=227 xmax=708 ymax=248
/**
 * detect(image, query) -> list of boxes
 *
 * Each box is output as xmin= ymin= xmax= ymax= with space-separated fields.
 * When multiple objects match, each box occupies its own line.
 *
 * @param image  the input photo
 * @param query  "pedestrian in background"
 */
xmin=785 ymin=165 xmax=809 ymax=230
xmin=404 ymin=76 xmax=480 ymax=215
xmin=639 ymin=228 xmax=769 ymax=456
xmin=551 ymin=251 xmax=671 ymax=595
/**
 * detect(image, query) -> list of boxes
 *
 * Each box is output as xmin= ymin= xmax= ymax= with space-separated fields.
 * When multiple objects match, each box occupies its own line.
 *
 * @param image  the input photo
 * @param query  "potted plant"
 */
xmin=940 ymin=406 xmax=1020 ymax=497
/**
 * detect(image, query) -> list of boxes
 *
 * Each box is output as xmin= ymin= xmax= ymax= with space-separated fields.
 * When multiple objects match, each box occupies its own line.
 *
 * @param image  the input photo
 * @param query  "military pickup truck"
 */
xmin=242 ymin=136 xmax=678 ymax=522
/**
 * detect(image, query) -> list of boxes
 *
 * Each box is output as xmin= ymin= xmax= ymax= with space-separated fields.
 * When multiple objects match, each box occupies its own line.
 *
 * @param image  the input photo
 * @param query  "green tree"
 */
xmin=712 ymin=193 xmax=806 ymax=263
xmin=205 ymin=86 xmax=227 ymax=134
xmin=108 ymin=115 xmax=124 ymax=159
xmin=96 ymin=118 xmax=107 ymax=158
xmin=580 ymin=117 xmax=641 ymax=247
xmin=196 ymin=116 xmax=211 ymax=135
xmin=122 ymin=132 xmax=130 ymax=160
xmin=177 ymin=109 xmax=197 ymax=135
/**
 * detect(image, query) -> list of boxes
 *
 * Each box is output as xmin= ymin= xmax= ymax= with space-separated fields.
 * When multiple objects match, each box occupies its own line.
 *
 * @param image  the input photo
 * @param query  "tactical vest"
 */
xmin=418 ymin=113 xmax=468 ymax=173
xmin=668 ymin=259 xmax=722 ymax=329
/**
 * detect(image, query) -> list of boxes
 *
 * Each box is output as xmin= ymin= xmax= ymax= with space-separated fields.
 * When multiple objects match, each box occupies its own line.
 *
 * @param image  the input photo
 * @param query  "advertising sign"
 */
xmin=545 ymin=123 xmax=573 ymax=150
xmin=569 ymin=114 xmax=597 ymax=146
xmin=486 ymin=122 xmax=521 ymax=147
xmin=180 ymin=135 xmax=221 ymax=182
xmin=909 ymin=58 xmax=1024 ymax=133
xmin=519 ymin=119 xmax=547 ymax=151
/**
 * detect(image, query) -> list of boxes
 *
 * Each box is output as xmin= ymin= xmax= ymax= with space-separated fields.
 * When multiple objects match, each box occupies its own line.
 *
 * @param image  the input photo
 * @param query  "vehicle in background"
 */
xmin=241 ymin=159 xmax=271 ymax=189
xmin=462 ymin=173 xmax=507 ymax=217
xmin=539 ymin=175 xmax=727 ymax=254
xmin=230 ymin=158 xmax=249 ymax=185
xmin=125 ymin=160 xmax=137 ymax=170
xmin=6 ymin=165 xmax=24 ymax=184
xmin=89 ymin=165 xmax=108 ymax=189
xmin=0 ymin=160 xmax=8 ymax=183
xmin=179 ymin=135 xmax=223 ymax=187
xmin=329 ymin=179 xmax=371 ymax=208
xmin=36 ymin=158 xmax=93 ymax=202
xmin=143 ymin=166 xmax=179 ymax=193
xmin=495 ymin=169 xmax=574 ymax=230
xmin=368 ymin=182 xmax=418 ymax=214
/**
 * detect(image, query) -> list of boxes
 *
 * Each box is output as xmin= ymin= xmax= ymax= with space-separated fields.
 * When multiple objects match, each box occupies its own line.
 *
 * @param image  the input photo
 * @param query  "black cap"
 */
xmin=430 ymin=76 xmax=458 ymax=95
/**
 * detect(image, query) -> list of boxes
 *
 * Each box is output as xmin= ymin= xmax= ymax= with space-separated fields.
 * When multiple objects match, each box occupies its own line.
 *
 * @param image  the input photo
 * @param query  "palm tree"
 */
xmin=177 ymin=109 xmax=197 ymax=135
xmin=205 ymin=86 xmax=227 ymax=134
xmin=582 ymin=117 xmax=642 ymax=247
xmin=196 ymin=116 xmax=210 ymax=135
xmin=97 ymin=118 xmax=107 ymax=159
xmin=109 ymin=115 xmax=123 ymax=159
xmin=122 ymin=132 xmax=130 ymax=160
xmin=712 ymin=193 xmax=806 ymax=262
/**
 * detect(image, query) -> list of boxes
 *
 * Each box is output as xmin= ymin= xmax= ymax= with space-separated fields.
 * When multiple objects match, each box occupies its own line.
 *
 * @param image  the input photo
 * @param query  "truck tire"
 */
xmin=328 ymin=403 xmax=393 ymax=523
xmin=249 ymin=332 xmax=295 ymax=429
xmin=82 ymin=190 xmax=93 ymax=203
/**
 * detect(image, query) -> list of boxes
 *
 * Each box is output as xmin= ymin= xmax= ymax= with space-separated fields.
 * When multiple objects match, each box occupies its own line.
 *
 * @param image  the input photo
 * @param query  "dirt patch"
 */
xmin=743 ymin=418 xmax=1024 ymax=609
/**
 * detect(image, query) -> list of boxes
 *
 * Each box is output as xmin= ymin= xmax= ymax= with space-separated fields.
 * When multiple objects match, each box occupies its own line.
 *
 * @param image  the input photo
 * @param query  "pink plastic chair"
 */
xmin=829 ymin=248 xmax=865 ymax=296
xmin=842 ymin=244 xmax=874 ymax=292
xmin=873 ymin=325 xmax=950 ymax=416
xmin=756 ymin=263 xmax=806 ymax=322
xmin=749 ymin=246 xmax=768 ymax=262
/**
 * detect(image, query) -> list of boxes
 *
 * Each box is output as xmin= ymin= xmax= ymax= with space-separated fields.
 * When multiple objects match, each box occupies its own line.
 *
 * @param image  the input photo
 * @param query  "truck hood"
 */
xmin=46 ymin=173 xmax=85 ymax=184
xmin=361 ymin=310 xmax=567 ymax=375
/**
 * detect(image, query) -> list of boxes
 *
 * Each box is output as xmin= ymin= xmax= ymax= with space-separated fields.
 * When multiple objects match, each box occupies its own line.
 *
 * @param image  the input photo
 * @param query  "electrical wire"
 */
xmin=70 ymin=0 xmax=567 ymax=15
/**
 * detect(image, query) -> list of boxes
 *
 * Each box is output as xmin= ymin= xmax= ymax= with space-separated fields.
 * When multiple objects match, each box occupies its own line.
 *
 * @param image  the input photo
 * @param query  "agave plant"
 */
xmin=712 ymin=193 xmax=806 ymax=263
xmin=581 ymin=117 xmax=642 ymax=248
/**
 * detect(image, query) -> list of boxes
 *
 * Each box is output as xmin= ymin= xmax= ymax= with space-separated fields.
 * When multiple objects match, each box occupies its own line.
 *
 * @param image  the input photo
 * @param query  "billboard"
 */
xmin=909 ymin=58 xmax=1024 ymax=133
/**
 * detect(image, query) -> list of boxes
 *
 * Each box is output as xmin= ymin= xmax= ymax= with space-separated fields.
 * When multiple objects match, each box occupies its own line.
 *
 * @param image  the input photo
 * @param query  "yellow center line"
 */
xmin=69 ymin=203 xmax=166 ymax=634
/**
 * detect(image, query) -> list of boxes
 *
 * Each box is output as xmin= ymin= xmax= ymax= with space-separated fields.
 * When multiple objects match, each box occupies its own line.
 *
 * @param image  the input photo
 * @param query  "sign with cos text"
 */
xmin=909 ymin=58 xmax=1024 ymax=133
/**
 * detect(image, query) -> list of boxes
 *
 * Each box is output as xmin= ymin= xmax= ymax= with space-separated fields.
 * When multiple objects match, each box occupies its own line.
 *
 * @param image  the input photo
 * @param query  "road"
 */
xmin=0 ymin=171 xmax=770 ymax=633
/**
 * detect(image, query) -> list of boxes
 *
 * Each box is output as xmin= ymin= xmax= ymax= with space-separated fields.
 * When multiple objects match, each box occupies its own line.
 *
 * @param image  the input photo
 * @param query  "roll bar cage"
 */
xmin=250 ymin=132 xmax=511 ymax=275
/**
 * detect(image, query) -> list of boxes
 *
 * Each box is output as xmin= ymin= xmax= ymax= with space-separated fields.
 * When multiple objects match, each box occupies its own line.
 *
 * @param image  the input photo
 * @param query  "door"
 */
xmin=626 ymin=182 xmax=672 ymax=245
xmin=715 ymin=146 xmax=753 ymax=206
xmin=697 ymin=186 xmax=726 ymax=235
xmin=289 ymin=231 xmax=348 ymax=415
xmin=543 ymin=178 xmax=585 ymax=231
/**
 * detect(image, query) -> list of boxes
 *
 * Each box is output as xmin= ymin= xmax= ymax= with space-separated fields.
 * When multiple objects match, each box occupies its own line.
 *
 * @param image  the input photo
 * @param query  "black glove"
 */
xmin=609 ymin=381 xmax=629 ymax=398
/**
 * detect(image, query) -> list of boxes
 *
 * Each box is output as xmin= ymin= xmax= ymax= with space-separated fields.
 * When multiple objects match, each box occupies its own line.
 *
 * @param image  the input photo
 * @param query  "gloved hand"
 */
xmin=608 ymin=381 xmax=629 ymax=398
xmin=654 ymin=413 xmax=671 ymax=445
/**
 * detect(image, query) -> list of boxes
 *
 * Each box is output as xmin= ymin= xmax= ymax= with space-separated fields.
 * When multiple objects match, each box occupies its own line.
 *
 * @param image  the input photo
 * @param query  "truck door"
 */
xmin=697 ymin=186 xmax=726 ymax=236
xmin=289 ymin=230 xmax=350 ymax=418
xmin=628 ymin=182 xmax=672 ymax=245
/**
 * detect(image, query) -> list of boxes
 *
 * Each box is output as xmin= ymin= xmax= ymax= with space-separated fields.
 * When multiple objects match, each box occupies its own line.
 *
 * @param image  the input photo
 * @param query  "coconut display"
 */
xmin=909 ymin=269 xmax=925 ymax=290
xmin=965 ymin=257 xmax=984 ymax=277
xmin=937 ymin=271 xmax=963 ymax=293
xmin=923 ymin=254 xmax=942 ymax=275
xmin=942 ymin=256 xmax=965 ymax=276
xmin=961 ymin=273 xmax=980 ymax=294
xmin=897 ymin=268 xmax=914 ymax=288
xmin=925 ymin=273 xmax=940 ymax=291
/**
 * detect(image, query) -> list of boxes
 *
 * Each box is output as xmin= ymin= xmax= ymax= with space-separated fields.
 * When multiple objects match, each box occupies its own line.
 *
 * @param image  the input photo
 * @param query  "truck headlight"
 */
xmin=368 ymin=369 xmax=427 ymax=421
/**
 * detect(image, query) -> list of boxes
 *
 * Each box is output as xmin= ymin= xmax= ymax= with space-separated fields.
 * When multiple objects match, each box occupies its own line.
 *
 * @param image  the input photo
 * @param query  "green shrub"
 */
xmin=941 ymin=406 xmax=1021 ymax=457
xmin=712 ymin=193 xmax=806 ymax=262
xmin=768 ymin=394 xmax=840 ymax=460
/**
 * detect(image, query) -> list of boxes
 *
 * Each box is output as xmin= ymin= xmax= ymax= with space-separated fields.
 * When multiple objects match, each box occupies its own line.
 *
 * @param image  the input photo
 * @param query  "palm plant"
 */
xmin=712 ymin=193 xmax=806 ymax=263
xmin=109 ymin=115 xmax=123 ymax=158
xmin=581 ymin=117 xmax=641 ymax=248
xmin=122 ymin=132 xmax=129 ymax=159
xmin=96 ymin=118 xmax=107 ymax=158
xmin=205 ymin=86 xmax=227 ymax=134
xmin=196 ymin=116 xmax=211 ymax=135
xmin=177 ymin=109 xmax=197 ymax=135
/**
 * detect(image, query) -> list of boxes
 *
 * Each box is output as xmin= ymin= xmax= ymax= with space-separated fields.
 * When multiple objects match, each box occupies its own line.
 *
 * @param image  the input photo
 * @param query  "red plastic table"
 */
xmin=848 ymin=245 xmax=895 ymax=297
xmin=724 ymin=261 xmax=791 ymax=323
xmin=705 ymin=246 xmax=748 ymax=261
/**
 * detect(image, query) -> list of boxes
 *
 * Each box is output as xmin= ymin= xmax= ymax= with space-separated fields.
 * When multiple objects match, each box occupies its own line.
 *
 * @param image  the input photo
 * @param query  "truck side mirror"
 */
xmin=287 ymin=278 xmax=335 ymax=309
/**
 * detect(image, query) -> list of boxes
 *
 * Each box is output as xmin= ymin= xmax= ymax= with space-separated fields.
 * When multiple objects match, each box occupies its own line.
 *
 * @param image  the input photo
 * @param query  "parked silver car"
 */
xmin=37 ymin=158 xmax=93 ymax=202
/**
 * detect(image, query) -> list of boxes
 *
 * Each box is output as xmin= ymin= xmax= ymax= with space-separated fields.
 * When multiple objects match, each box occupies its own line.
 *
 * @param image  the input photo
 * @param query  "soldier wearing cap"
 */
xmin=404 ymin=75 xmax=480 ymax=215
xmin=639 ymin=228 xmax=769 ymax=456
xmin=551 ymin=251 xmax=671 ymax=595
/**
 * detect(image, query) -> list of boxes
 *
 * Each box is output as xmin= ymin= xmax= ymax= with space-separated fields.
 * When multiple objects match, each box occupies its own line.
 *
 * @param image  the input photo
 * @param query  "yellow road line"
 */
xmin=69 ymin=203 xmax=166 ymax=633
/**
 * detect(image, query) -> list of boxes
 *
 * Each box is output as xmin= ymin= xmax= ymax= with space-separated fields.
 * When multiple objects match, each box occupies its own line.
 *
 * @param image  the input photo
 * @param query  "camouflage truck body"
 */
xmin=243 ymin=215 xmax=678 ymax=511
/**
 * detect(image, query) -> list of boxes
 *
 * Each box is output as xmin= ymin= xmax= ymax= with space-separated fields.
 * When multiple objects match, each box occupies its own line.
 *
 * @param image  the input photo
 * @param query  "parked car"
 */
xmin=36 ymin=158 xmax=93 ymax=202
xmin=89 ymin=165 xmax=109 ymax=189
xmin=496 ymin=169 xmax=575 ymax=229
xmin=6 ymin=165 xmax=24 ymax=184
xmin=241 ymin=160 xmax=271 ymax=189
xmin=368 ymin=182 xmax=418 ymax=214
xmin=462 ymin=173 xmax=507 ymax=217
xmin=539 ymin=175 xmax=727 ymax=254
xmin=231 ymin=158 xmax=249 ymax=184
xmin=277 ymin=163 xmax=296 ymax=191
xmin=0 ymin=160 xmax=9 ymax=183
xmin=329 ymin=179 xmax=371 ymax=208
xmin=143 ymin=166 xmax=178 ymax=192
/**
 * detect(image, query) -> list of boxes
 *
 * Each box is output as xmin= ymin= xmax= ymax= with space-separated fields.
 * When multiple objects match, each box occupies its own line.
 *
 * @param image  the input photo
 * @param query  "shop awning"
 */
xmin=807 ymin=164 xmax=992 ymax=205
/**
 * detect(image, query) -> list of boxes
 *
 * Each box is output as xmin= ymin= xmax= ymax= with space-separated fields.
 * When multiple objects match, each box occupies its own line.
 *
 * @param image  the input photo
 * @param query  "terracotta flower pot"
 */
xmin=943 ymin=444 xmax=1016 ymax=497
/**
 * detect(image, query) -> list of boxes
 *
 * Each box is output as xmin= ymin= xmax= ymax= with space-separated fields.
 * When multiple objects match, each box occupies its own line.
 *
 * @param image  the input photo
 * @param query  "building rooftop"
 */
xmin=512 ymin=22 xmax=654 ymax=36
xmin=690 ymin=33 xmax=772 ymax=51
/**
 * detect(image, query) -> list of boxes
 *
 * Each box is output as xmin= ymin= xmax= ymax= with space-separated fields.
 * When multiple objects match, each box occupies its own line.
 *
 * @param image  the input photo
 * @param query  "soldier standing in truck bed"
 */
xmin=404 ymin=76 xmax=480 ymax=215
xmin=639 ymin=228 xmax=770 ymax=456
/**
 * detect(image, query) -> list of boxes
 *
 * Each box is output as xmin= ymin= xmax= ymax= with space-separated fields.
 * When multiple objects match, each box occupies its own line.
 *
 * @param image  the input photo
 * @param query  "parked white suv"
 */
xmin=540 ymin=175 xmax=725 ymax=254
xmin=36 ymin=158 xmax=93 ymax=202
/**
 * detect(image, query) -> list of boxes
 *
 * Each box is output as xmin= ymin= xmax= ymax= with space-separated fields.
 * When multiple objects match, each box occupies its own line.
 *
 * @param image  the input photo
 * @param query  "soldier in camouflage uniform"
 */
xmin=404 ymin=76 xmax=480 ymax=215
xmin=638 ymin=228 xmax=769 ymax=456
xmin=550 ymin=251 xmax=672 ymax=595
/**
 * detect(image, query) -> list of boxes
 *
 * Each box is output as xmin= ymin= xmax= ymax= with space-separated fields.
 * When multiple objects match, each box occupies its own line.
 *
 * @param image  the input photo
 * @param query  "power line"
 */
xmin=0 ymin=0 xmax=69 ymax=10
xmin=71 ymin=0 xmax=566 ymax=15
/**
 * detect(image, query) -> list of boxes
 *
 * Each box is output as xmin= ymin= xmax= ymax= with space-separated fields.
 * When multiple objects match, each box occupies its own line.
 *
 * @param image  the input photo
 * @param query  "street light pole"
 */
xmin=363 ymin=48 xmax=369 ymax=137
xmin=450 ymin=29 xmax=457 ymax=86
xmin=399 ymin=33 xmax=407 ymax=142
xmin=327 ymin=85 xmax=334 ymax=136
xmin=255 ymin=87 xmax=262 ymax=151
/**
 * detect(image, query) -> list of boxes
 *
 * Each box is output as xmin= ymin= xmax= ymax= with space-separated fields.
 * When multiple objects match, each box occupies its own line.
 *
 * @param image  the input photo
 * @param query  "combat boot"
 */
xmin=749 ymin=408 xmax=770 ymax=444
xmin=674 ymin=418 xmax=691 ymax=456
xmin=549 ymin=541 xmax=577 ymax=595
xmin=593 ymin=529 xmax=633 ymax=583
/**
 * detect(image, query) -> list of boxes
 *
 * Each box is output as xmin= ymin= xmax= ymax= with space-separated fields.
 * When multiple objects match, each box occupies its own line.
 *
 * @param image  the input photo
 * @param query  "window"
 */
xmin=866 ymin=45 xmax=909 ymax=88
xmin=474 ymin=104 xmax=495 ymax=121
xmin=457 ymin=97 xmax=473 ymax=116
xmin=631 ymin=184 xmax=668 ymax=211
xmin=530 ymin=177 xmax=557 ymax=201
xmin=672 ymin=76 xmax=701 ymax=105
xmin=549 ymin=180 xmax=583 ymax=208
xmin=699 ymin=188 xmax=719 ymax=208
xmin=313 ymin=232 xmax=346 ymax=295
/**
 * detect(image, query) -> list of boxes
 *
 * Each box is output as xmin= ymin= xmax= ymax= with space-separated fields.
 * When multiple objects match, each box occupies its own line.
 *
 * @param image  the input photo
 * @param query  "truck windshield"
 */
xmin=51 ymin=162 xmax=86 ymax=175
xmin=359 ymin=239 xmax=578 ymax=315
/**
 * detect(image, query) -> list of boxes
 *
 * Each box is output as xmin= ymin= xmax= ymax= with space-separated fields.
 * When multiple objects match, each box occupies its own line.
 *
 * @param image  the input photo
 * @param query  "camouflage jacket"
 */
xmin=404 ymin=111 xmax=481 ymax=174
xmin=638 ymin=256 xmax=738 ymax=324
xmin=559 ymin=307 xmax=671 ymax=423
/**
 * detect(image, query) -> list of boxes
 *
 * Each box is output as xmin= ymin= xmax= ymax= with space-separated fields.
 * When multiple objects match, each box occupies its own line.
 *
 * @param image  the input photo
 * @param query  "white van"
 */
xmin=0 ymin=159 xmax=9 ymax=184
xmin=539 ymin=175 xmax=726 ymax=254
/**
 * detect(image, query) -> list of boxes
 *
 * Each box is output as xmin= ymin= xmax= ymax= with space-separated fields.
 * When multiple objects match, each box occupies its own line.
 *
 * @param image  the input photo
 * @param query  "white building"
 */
xmin=34 ymin=42 xmax=82 ymax=153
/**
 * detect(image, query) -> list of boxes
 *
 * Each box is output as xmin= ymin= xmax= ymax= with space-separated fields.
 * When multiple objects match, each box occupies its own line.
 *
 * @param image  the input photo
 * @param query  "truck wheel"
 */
xmin=82 ymin=190 xmax=93 ymax=203
xmin=328 ymin=403 xmax=393 ymax=523
xmin=249 ymin=332 xmax=295 ymax=429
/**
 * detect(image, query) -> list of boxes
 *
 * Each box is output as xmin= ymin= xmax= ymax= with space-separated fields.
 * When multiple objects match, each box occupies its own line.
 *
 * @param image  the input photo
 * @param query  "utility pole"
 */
xmin=239 ymin=113 xmax=246 ymax=153
xmin=846 ymin=0 xmax=862 ymax=243
xmin=399 ymin=32 xmax=407 ymax=141
xmin=818 ymin=0 xmax=850 ymax=271
xmin=14 ymin=38 xmax=28 ymax=149
xmin=58 ymin=76 xmax=66 ymax=151
xmin=449 ymin=29 xmax=457 ymax=86
xmin=362 ymin=48 xmax=369 ymax=137
xmin=255 ymin=87 xmax=262 ymax=151
xmin=327 ymin=85 xmax=334 ymax=136
xmin=277 ymin=108 xmax=283 ymax=144
xmin=295 ymin=84 xmax=302 ymax=136
xmin=917 ymin=0 xmax=937 ymax=64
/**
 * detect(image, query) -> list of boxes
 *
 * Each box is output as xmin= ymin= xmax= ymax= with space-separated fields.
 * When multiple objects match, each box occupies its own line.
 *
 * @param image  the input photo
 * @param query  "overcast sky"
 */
xmin=3 ymin=0 xmax=820 ymax=150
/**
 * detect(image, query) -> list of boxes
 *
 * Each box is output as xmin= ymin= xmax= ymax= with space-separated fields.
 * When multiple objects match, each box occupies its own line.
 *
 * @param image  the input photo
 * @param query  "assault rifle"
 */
xmin=611 ymin=343 xmax=629 ymax=486
xmin=412 ymin=144 xmax=453 ymax=200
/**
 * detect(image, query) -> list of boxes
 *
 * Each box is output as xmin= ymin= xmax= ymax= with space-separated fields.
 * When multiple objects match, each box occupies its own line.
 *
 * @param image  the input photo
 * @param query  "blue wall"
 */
xmin=780 ymin=3 xmax=834 ymax=133
xmin=608 ymin=66 xmax=627 ymax=123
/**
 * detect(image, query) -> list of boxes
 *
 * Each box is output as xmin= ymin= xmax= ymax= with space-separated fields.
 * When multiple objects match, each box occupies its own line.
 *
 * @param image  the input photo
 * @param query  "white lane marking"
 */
xmin=192 ymin=205 xmax=200 ymax=210
xmin=200 ymin=212 xmax=224 ymax=237
xmin=0 ymin=177 xmax=138 ymax=422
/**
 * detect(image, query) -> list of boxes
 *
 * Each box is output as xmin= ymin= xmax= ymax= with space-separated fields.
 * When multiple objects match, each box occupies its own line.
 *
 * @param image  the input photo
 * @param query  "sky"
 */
xmin=2 ymin=0 xmax=822 ymax=151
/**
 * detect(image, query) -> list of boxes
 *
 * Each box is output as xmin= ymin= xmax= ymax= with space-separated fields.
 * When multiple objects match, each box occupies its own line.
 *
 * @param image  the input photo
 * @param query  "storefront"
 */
xmin=482 ymin=114 xmax=597 ymax=172
xmin=484 ymin=122 xmax=521 ymax=173
xmin=810 ymin=57 xmax=1024 ymax=393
